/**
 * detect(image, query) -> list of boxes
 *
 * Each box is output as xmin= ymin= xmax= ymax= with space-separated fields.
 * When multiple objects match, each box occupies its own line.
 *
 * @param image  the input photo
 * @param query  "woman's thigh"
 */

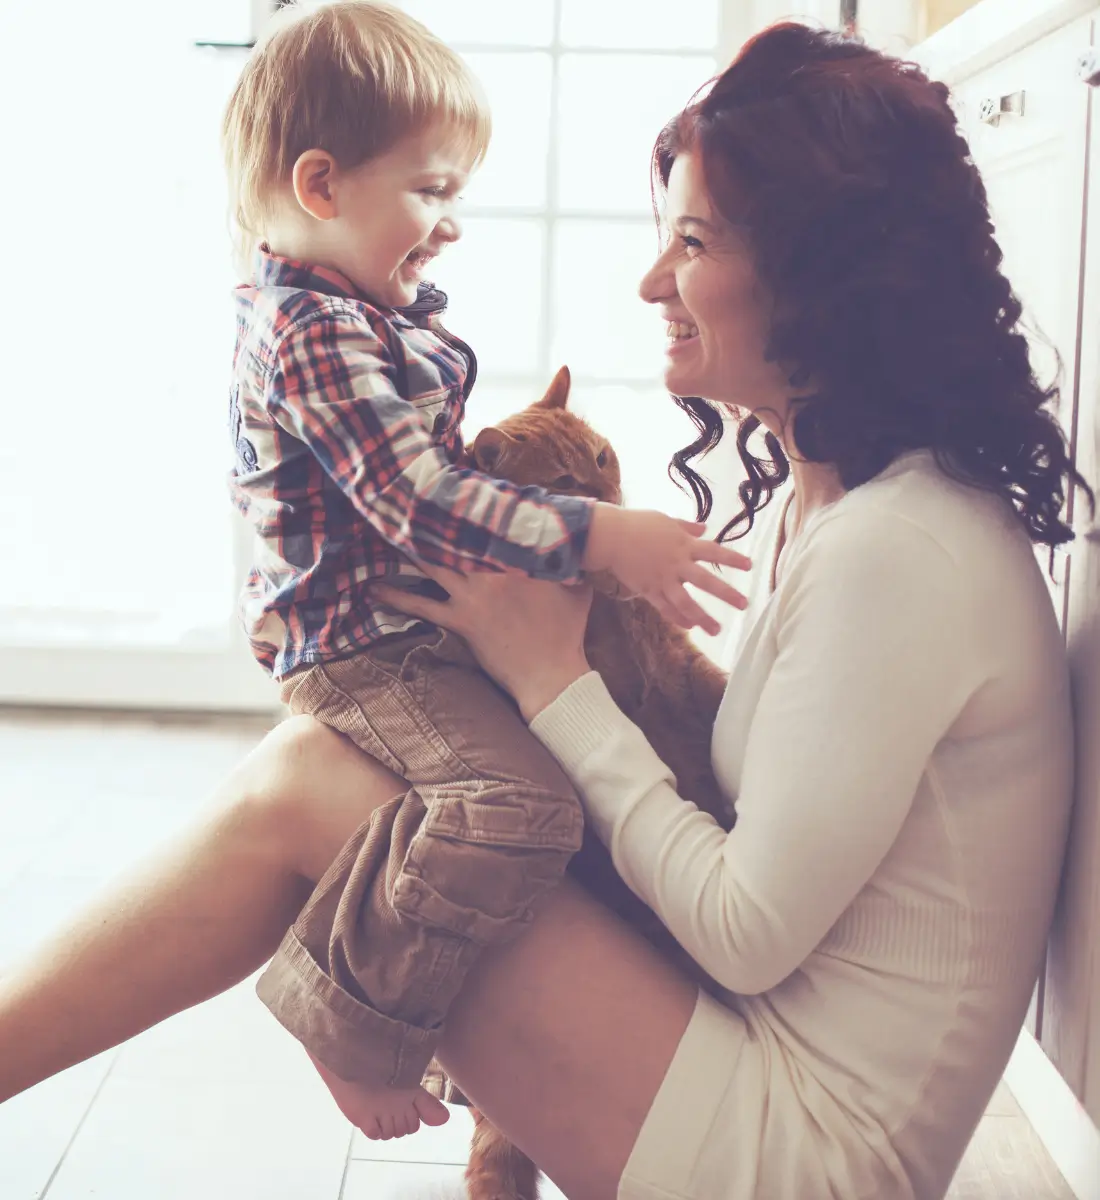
xmin=438 ymin=878 xmax=700 ymax=1200
xmin=255 ymin=716 xmax=704 ymax=1200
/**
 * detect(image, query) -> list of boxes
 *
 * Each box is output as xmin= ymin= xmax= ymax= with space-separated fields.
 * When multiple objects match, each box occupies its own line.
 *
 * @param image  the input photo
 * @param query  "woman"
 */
xmin=0 ymin=23 xmax=1089 ymax=1199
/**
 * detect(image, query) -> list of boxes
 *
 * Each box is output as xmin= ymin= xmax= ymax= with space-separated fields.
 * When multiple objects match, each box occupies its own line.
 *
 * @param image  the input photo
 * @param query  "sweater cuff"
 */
xmin=528 ymin=671 xmax=628 ymax=775
xmin=529 ymin=671 xmax=677 ymax=848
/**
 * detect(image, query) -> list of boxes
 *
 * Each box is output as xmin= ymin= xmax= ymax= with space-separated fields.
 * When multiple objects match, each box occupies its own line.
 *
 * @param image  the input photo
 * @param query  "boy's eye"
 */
xmin=420 ymin=186 xmax=447 ymax=198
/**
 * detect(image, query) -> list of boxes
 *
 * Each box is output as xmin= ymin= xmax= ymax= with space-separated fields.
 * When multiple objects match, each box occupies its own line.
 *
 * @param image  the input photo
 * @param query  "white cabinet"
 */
xmin=1049 ymin=12 xmax=1100 ymax=1122
xmin=950 ymin=15 xmax=1093 ymax=627
xmin=924 ymin=2 xmax=1100 ymax=1128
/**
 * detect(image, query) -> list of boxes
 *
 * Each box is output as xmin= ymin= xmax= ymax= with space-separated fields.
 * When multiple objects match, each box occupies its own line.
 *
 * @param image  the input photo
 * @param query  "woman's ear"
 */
xmin=291 ymin=149 xmax=338 ymax=221
xmin=472 ymin=426 xmax=513 ymax=473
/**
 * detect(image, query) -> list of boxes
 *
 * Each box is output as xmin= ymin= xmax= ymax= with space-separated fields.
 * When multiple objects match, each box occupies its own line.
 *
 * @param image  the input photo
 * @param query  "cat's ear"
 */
xmin=535 ymin=365 xmax=571 ymax=411
xmin=471 ymin=426 xmax=512 ymax=472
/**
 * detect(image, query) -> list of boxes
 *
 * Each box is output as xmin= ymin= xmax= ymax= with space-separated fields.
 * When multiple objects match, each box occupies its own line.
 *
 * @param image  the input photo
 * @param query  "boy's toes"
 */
xmin=414 ymin=1088 xmax=450 ymax=1126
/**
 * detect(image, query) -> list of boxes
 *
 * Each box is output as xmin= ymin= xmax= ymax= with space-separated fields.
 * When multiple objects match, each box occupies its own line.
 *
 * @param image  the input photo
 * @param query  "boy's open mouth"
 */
xmin=405 ymin=250 xmax=435 ymax=269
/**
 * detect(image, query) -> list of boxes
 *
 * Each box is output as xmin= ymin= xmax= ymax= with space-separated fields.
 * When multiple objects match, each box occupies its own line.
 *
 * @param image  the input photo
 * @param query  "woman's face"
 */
xmin=639 ymin=150 xmax=787 ymax=419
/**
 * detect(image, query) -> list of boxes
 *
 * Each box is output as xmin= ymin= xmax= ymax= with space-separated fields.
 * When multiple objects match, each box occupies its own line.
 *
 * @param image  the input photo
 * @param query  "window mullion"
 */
xmin=538 ymin=0 xmax=565 ymax=380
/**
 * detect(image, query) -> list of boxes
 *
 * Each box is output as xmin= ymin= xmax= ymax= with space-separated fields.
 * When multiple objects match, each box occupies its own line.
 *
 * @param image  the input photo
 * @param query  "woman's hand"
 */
xmin=374 ymin=567 xmax=594 ymax=722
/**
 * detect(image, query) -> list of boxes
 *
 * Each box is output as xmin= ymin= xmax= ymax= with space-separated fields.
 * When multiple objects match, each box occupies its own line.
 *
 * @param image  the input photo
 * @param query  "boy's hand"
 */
xmin=583 ymin=504 xmax=751 ymax=635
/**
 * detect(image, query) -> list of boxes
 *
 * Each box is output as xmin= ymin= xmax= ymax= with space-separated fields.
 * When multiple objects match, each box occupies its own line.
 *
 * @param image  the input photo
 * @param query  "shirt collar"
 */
xmin=253 ymin=246 xmax=364 ymax=301
xmin=252 ymin=246 xmax=449 ymax=327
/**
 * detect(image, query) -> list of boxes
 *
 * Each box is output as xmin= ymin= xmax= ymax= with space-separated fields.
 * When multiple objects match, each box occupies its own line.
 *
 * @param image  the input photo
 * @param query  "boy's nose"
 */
xmin=437 ymin=214 xmax=462 ymax=243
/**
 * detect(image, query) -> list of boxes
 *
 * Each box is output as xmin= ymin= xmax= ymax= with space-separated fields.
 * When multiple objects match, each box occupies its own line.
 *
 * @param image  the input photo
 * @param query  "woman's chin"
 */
xmin=662 ymin=363 xmax=696 ymax=397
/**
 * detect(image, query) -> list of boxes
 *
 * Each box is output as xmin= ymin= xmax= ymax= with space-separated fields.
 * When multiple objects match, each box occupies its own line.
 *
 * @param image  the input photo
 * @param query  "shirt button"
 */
xmin=432 ymin=413 xmax=448 ymax=435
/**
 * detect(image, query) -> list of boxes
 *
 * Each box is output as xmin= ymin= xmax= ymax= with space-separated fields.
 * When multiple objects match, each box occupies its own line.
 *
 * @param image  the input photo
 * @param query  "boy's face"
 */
xmin=322 ymin=124 xmax=475 ymax=308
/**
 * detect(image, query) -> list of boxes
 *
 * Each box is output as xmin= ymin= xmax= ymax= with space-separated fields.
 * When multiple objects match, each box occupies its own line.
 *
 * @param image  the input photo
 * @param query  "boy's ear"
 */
xmin=292 ymin=149 xmax=338 ymax=221
xmin=535 ymin=365 xmax=571 ymax=410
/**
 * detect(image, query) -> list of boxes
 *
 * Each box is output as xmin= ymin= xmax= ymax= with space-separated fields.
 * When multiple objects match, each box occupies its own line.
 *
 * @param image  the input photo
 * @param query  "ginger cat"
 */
xmin=438 ymin=367 xmax=735 ymax=1200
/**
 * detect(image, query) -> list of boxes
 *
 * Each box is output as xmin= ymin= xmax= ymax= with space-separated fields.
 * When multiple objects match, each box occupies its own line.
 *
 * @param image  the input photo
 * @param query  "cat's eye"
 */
xmin=596 ymin=448 xmax=609 ymax=468
xmin=552 ymin=474 xmax=578 ymax=490
xmin=513 ymin=434 xmax=527 ymax=442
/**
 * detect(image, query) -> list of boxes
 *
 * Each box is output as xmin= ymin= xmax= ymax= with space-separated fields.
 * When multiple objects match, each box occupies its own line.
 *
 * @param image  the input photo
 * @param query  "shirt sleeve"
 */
xmin=529 ymin=510 xmax=982 ymax=994
xmin=266 ymin=309 xmax=593 ymax=581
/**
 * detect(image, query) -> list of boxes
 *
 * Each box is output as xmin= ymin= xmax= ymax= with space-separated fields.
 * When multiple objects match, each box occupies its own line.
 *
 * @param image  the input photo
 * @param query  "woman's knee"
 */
xmin=209 ymin=714 xmax=405 ymax=878
xmin=207 ymin=716 xmax=344 ymax=850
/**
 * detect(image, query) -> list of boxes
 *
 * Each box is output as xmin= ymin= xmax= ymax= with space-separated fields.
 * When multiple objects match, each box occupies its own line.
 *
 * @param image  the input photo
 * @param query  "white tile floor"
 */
xmin=0 ymin=709 xmax=1072 ymax=1199
xmin=0 ymin=710 xmax=570 ymax=1200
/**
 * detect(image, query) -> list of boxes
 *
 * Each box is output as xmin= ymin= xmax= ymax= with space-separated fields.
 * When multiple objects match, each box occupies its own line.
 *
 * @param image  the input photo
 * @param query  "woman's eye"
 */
xmin=679 ymin=234 xmax=704 ymax=252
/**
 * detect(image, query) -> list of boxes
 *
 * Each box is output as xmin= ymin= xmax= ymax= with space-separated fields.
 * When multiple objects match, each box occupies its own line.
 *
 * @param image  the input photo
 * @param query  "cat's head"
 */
xmin=469 ymin=367 xmax=623 ymax=505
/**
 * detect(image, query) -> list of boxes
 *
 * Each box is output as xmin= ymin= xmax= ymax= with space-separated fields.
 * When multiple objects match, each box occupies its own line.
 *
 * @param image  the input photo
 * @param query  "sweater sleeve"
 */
xmin=530 ymin=510 xmax=982 ymax=995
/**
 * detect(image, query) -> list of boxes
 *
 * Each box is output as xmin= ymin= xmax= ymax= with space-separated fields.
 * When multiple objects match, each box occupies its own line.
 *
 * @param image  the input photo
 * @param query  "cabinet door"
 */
xmin=1046 ymin=16 xmax=1100 ymax=1126
xmin=950 ymin=15 xmax=1092 ymax=631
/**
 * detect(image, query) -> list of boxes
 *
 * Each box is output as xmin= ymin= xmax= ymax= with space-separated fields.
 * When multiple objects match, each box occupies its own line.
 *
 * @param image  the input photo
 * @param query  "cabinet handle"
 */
xmin=978 ymin=91 xmax=1025 ymax=125
xmin=1078 ymin=48 xmax=1100 ymax=87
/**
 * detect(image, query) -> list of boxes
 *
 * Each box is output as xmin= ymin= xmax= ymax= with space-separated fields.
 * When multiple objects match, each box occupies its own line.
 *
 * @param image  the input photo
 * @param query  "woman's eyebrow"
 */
xmin=676 ymin=215 xmax=716 ymax=232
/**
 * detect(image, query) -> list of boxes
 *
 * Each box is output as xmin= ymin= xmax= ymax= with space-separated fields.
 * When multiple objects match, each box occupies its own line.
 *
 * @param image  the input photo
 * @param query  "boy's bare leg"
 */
xmin=0 ymin=717 xmax=446 ymax=1135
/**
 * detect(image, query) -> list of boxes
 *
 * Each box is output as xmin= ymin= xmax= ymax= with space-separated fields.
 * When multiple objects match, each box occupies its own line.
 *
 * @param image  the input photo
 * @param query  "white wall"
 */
xmin=733 ymin=0 xmax=919 ymax=51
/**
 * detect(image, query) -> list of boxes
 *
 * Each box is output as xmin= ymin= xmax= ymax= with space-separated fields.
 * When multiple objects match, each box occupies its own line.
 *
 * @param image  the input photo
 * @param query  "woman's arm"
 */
xmin=530 ymin=510 xmax=980 ymax=995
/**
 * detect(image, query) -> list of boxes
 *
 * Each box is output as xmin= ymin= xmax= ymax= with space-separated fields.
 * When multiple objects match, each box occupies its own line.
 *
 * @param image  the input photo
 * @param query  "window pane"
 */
xmin=560 ymin=0 xmax=721 ymax=49
xmin=431 ymin=219 xmax=546 ymax=376
xmin=551 ymin=221 xmax=664 ymax=380
xmin=0 ymin=5 xmax=239 ymax=645
xmin=570 ymin=386 xmax=698 ymax=518
xmin=462 ymin=382 xmax=549 ymax=439
xmin=461 ymin=53 xmax=551 ymax=208
xmin=399 ymin=0 xmax=554 ymax=45
xmin=557 ymin=55 xmax=715 ymax=212
xmin=573 ymin=387 xmax=758 ymax=664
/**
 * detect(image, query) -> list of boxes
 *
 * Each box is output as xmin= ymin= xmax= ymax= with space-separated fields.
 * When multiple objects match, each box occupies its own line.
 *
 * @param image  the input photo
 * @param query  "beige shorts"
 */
xmin=622 ymin=992 xmax=886 ymax=1200
xmin=619 ymin=990 xmax=754 ymax=1200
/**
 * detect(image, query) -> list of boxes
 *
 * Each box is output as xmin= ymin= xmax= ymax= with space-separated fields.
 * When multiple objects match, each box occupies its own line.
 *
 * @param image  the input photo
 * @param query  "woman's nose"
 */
xmin=638 ymin=248 xmax=673 ymax=304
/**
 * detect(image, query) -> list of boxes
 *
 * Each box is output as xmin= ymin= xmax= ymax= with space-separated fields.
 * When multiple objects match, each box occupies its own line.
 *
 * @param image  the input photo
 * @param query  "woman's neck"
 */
xmin=787 ymin=458 xmax=846 ymax=537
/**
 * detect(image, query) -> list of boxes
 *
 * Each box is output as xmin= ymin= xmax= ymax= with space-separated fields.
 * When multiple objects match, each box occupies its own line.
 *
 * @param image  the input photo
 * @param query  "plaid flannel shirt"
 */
xmin=229 ymin=250 xmax=594 ymax=678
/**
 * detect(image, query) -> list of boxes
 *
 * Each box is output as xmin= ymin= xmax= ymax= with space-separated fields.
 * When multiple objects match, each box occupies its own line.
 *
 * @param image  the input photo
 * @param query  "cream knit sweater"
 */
xmin=530 ymin=451 xmax=1073 ymax=1198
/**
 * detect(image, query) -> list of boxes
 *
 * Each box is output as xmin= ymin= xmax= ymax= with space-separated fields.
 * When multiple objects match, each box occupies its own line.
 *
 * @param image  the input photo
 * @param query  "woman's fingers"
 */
xmin=412 ymin=561 xmax=468 ymax=589
xmin=649 ymin=592 xmax=687 ymax=629
xmin=684 ymin=564 xmax=749 ymax=610
xmin=667 ymin=585 xmax=722 ymax=636
xmin=373 ymin=584 xmax=455 ymax=630
xmin=691 ymin=540 xmax=752 ymax=572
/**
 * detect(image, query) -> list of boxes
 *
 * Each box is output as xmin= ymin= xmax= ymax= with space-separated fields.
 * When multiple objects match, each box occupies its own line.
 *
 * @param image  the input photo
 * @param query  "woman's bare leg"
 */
xmin=0 ymin=716 xmax=403 ymax=1104
xmin=1 ymin=715 xmax=702 ymax=1199
xmin=436 ymin=880 xmax=698 ymax=1200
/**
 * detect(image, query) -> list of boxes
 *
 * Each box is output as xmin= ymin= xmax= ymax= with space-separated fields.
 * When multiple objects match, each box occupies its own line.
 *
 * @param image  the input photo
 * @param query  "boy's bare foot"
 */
xmin=308 ymin=1051 xmax=450 ymax=1139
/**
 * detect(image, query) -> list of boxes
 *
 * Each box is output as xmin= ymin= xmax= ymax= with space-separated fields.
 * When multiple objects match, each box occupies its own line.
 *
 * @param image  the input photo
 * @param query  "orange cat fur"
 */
xmin=444 ymin=367 xmax=734 ymax=1200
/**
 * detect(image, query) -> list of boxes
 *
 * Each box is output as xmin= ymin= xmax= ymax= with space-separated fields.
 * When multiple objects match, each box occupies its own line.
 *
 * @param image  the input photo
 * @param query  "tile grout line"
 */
xmin=335 ymin=1126 xmax=356 ymax=1200
xmin=38 ymin=1048 xmax=123 ymax=1199
xmin=349 ymin=1154 xmax=469 ymax=1165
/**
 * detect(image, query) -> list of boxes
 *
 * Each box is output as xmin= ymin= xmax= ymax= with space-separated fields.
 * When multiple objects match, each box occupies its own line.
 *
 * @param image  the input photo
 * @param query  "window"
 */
xmin=0 ymin=0 xmax=751 ymax=707
xmin=399 ymin=0 xmax=732 ymax=525
xmin=400 ymin=0 xmax=756 ymax=659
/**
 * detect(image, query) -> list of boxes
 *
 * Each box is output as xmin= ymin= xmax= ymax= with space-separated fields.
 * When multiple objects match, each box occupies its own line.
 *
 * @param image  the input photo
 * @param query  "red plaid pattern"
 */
xmin=229 ymin=251 xmax=593 ymax=677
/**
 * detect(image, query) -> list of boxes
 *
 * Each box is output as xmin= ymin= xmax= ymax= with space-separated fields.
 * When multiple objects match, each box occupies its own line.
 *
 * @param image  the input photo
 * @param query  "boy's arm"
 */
xmin=267 ymin=310 xmax=593 ymax=581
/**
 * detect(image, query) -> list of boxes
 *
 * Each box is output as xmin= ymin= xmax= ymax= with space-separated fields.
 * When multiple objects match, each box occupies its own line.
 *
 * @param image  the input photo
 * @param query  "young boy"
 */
xmin=221 ymin=0 xmax=745 ymax=1140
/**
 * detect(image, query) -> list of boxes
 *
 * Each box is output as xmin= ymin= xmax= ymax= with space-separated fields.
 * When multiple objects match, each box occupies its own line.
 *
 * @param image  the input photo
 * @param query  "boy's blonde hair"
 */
xmin=222 ymin=0 xmax=491 ymax=265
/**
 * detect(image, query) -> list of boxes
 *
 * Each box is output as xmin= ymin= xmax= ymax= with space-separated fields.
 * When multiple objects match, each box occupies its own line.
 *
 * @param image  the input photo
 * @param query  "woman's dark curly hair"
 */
xmin=657 ymin=22 xmax=1092 ymax=549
